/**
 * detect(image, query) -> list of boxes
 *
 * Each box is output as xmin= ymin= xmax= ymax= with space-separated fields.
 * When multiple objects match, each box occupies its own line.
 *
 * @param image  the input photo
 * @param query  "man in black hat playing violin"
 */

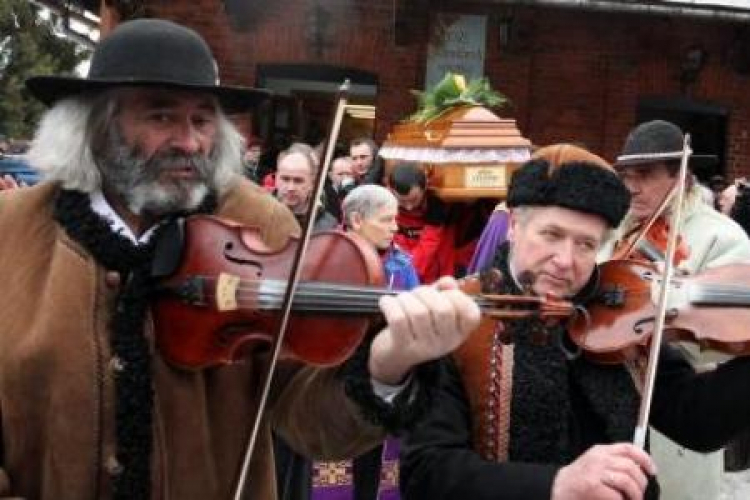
xmin=400 ymin=143 xmax=750 ymax=500
xmin=0 ymin=19 xmax=480 ymax=500
xmin=599 ymin=119 xmax=750 ymax=273
xmin=598 ymin=121 xmax=750 ymax=500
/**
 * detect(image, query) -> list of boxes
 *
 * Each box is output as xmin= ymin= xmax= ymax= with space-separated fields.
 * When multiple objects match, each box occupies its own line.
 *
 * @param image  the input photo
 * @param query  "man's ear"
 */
xmin=349 ymin=211 xmax=363 ymax=231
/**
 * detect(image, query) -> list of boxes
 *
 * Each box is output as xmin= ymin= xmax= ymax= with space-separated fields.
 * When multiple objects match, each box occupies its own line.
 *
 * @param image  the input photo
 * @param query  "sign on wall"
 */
xmin=425 ymin=14 xmax=487 ymax=89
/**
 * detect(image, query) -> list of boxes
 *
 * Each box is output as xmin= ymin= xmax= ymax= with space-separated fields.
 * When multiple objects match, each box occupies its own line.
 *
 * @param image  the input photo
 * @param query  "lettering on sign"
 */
xmin=425 ymin=14 xmax=487 ymax=89
xmin=464 ymin=165 xmax=507 ymax=188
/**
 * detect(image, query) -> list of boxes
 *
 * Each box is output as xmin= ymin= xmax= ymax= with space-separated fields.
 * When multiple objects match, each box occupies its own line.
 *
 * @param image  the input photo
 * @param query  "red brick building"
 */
xmin=59 ymin=0 xmax=750 ymax=181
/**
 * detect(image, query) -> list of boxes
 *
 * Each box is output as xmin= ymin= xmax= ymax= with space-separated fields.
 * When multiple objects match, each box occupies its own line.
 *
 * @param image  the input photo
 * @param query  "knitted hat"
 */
xmin=26 ymin=19 xmax=269 ymax=112
xmin=507 ymin=144 xmax=630 ymax=227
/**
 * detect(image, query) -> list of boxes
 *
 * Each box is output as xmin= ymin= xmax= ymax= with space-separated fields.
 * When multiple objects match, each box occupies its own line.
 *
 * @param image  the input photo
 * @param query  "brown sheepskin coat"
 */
xmin=0 ymin=179 xmax=383 ymax=499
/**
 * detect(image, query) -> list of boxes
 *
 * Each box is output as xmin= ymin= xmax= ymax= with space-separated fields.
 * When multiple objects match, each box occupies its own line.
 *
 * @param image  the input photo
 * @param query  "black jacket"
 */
xmin=401 ymin=244 xmax=750 ymax=500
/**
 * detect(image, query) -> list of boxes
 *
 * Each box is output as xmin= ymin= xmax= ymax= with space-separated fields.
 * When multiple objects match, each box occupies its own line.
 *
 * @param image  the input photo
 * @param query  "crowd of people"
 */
xmin=5 ymin=16 xmax=750 ymax=500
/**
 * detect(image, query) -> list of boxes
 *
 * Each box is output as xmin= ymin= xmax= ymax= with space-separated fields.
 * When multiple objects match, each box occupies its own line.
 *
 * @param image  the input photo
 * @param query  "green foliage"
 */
xmin=0 ymin=0 xmax=90 ymax=139
xmin=409 ymin=72 xmax=508 ymax=123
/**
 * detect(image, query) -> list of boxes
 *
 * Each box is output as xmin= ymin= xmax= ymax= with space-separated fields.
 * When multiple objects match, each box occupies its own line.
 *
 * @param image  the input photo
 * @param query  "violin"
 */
xmin=568 ymin=258 xmax=750 ymax=364
xmin=612 ymin=217 xmax=690 ymax=266
xmin=152 ymin=215 xmax=575 ymax=369
xmin=152 ymin=216 xmax=750 ymax=370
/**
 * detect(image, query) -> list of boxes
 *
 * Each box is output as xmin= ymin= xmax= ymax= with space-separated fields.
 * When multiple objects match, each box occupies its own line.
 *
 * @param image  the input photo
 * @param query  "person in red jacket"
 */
xmin=389 ymin=162 xmax=451 ymax=283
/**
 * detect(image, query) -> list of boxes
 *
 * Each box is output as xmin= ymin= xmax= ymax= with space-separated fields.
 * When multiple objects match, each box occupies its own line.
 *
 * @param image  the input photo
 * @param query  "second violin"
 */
xmin=569 ymin=258 xmax=750 ymax=363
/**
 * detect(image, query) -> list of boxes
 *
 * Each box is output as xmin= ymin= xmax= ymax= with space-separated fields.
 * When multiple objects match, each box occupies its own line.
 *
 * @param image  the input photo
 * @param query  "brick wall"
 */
xmin=142 ymin=0 xmax=750 ymax=179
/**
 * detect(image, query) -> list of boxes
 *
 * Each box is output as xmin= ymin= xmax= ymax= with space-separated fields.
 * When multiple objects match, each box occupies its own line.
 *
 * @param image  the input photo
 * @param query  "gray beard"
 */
xmin=98 ymin=130 xmax=216 ymax=217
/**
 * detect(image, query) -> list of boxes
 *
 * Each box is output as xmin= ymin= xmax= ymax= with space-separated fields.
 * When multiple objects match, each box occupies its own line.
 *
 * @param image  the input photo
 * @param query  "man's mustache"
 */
xmin=145 ymin=150 xmax=210 ymax=176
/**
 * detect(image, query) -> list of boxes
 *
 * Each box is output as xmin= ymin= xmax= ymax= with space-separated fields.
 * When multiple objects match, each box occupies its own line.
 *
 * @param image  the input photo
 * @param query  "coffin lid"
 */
xmin=380 ymin=105 xmax=532 ymax=164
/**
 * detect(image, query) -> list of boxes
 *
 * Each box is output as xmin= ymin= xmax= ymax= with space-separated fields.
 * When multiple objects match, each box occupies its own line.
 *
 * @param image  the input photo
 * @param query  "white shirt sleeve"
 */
xmin=371 ymin=374 xmax=413 ymax=404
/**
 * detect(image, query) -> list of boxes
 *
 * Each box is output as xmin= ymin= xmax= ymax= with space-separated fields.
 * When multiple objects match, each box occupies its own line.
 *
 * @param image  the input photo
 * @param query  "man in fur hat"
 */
xmin=0 ymin=19 xmax=480 ymax=500
xmin=598 ymin=120 xmax=750 ymax=500
xmin=400 ymin=144 xmax=750 ymax=500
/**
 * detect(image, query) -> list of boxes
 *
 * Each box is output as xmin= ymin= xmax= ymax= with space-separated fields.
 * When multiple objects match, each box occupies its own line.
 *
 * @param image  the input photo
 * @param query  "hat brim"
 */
xmin=25 ymin=75 xmax=272 ymax=113
xmin=615 ymin=153 xmax=717 ymax=169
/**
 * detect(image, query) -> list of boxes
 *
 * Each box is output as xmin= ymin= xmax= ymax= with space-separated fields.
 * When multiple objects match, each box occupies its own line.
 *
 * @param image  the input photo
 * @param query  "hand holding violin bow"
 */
xmin=552 ymin=443 xmax=657 ymax=500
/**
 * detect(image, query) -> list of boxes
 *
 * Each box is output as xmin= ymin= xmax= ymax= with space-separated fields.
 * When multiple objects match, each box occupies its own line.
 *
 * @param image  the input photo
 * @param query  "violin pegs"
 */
xmin=479 ymin=268 xmax=505 ymax=294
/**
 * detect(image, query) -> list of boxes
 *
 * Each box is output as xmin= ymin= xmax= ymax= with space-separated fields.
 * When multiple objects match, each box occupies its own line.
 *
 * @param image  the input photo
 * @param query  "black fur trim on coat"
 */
xmin=53 ymin=189 xmax=215 ymax=500
xmin=507 ymin=159 xmax=631 ymax=227
xmin=341 ymin=330 xmax=441 ymax=435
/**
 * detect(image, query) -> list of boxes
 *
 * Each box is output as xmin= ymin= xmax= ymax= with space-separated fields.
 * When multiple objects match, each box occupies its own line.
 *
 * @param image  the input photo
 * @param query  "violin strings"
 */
xmin=691 ymin=283 xmax=750 ymax=305
xmin=203 ymin=276 xmax=393 ymax=297
xmin=226 ymin=290 xmax=502 ymax=312
xmin=240 ymin=282 xmax=392 ymax=311
xmin=193 ymin=275 xmax=509 ymax=312
xmin=186 ymin=275 xmax=750 ymax=314
xmin=202 ymin=277 xmax=391 ymax=312
xmin=699 ymin=283 xmax=750 ymax=293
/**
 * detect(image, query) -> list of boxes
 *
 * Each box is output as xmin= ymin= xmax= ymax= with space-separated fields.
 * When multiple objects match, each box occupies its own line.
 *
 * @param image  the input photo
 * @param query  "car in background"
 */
xmin=0 ymin=155 xmax=40 ymax=185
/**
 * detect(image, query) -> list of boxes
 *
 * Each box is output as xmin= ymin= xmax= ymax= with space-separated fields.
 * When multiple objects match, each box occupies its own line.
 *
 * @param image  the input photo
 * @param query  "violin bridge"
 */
xmin=216 ymin=273 xmax=241 ymax=311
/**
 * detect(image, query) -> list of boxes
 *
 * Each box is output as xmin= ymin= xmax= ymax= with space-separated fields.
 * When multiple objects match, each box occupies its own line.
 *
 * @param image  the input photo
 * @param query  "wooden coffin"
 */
xmin=379 ymin=106 xmax=532 ymax=201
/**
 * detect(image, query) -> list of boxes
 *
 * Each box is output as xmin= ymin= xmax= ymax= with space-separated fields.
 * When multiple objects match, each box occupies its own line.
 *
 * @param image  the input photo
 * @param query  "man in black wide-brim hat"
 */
xmin=599 ymin=119 xmax=750 ymax=274
xmin=599 ymin=122 xmax=750 ymax=500
xmin=0 ymin=18 xmax=481 ymax=500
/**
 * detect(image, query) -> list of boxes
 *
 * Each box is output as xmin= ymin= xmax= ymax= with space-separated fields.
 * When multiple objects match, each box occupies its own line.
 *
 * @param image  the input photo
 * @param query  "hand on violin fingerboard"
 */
xmin=368 ymin=276 xmax=481 ymax=385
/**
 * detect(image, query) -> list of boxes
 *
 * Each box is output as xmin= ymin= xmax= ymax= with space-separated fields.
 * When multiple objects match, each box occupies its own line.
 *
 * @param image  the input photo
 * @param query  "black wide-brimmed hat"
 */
xmin=616 ymin=119 xmax=715 ymax=168
xmin=26 ymin=18 xmax=270 ymax=112
xmin=508 ymin=144 xmax=631 ymax=227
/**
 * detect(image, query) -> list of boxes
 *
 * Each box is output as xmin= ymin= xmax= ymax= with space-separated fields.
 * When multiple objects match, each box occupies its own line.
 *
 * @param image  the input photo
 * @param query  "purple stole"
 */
xmin=467 ymin=207 xmax=509 ymax=274
xmin=311 ymin=437 xmax=400 ymax=500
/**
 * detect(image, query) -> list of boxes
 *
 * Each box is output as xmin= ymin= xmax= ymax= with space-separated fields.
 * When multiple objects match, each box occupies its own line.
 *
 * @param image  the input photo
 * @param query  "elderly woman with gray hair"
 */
xmin=343 ymin=184 xmax=419 ymax=291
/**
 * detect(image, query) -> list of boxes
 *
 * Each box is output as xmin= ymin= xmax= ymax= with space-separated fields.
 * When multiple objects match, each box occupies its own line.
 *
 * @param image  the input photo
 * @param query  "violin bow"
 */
xmin=231 ymin=80 xmax=351 ymax=499
xmin=632 ymin=134 xmax=692 ymax=449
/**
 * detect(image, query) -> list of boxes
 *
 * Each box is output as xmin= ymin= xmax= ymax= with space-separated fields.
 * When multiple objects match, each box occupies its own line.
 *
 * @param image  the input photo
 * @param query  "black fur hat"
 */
xmin=26 ymin=19 xmax=270 ymax=112
xmin=507 ymin=144 xmax=630 ymax=227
